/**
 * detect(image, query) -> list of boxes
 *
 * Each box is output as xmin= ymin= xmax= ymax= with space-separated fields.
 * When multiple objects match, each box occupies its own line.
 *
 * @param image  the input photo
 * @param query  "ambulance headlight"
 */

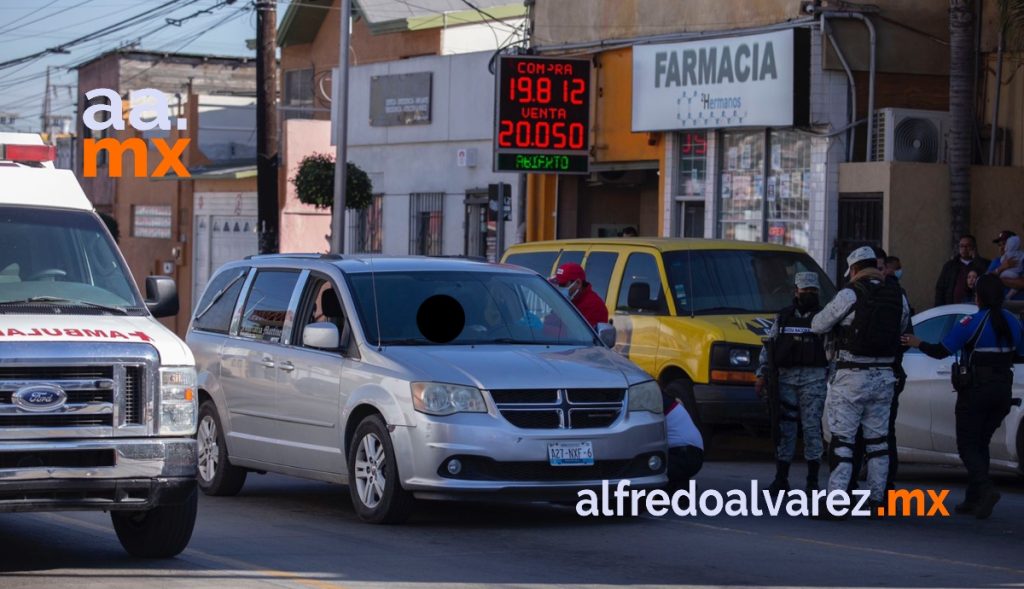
xmin=158 ymin=367 xmax=197 ymax=435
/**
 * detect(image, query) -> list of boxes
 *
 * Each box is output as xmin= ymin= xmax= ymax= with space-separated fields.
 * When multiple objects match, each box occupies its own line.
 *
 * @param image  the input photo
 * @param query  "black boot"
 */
xmin=769 ymin=460 xmax=791 ymax=493
xmin=806 ymin=460 xmax=821 ymax=492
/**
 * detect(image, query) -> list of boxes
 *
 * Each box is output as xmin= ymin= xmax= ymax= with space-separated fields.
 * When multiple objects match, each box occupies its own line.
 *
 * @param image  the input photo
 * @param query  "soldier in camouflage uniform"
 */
xmin=756 ymin=272 xmax=829 ymax=492
xmin=811 ymin=246 xmax=910 ymax=507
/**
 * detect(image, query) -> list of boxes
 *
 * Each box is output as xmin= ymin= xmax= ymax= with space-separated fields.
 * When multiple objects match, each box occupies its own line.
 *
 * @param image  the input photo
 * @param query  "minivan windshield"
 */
xmin=347 ymin=271 xmax=597 ymax=346
xmin=662 ymin=250 xmax=836 ymax=316
xmin=0 ymin=206 xmax=144 ymax=312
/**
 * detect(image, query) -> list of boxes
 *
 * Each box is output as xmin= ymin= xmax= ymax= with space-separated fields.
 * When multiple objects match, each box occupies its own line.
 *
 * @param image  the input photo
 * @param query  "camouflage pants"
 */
xmin=826 ymin=367 xmax=896 ymax=502
xmin=776 ymin=380 xmax=827 ymax=463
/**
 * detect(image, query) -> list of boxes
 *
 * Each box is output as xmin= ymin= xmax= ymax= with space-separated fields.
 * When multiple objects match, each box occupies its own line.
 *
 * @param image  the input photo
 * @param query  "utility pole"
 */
xmin=256 ymin=0 xmax=279 ymax=254
xmin=41 ymin=66 xmax=51 ymax=138
xmin=330 ymin=0 xmax=351 ymax=254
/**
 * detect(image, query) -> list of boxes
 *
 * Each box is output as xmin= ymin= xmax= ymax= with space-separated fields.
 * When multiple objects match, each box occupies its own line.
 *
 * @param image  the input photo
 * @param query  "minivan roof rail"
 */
xmin=244 ymin=253 xmax=343 ymax=261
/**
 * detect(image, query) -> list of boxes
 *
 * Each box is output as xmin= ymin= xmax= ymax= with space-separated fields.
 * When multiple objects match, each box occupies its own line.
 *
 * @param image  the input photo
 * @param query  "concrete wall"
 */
xmin=839 ymin=162 xmax=1024 ymax=313
xmin=532 ymin=0 xmax=802 ymax=46
xmin=971 ymin=166 xmax=1024 ymax=260
xmin=346 ymin=51 xmax=522 ymax=254
xmin=280 ymin=119 xmax=333 ymax=254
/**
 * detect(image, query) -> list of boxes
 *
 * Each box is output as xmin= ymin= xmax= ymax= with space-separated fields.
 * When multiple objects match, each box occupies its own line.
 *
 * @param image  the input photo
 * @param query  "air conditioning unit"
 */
xmin=872 ymin=108 xmax=950 ymax=163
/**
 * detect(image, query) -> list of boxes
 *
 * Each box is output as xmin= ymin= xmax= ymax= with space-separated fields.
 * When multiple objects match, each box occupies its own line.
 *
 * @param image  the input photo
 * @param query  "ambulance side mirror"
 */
xmin=145 ymin=275 xmax=179 ymax=318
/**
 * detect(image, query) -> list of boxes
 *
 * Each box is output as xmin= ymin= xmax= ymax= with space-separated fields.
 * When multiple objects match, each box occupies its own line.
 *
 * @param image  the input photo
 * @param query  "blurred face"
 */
xmin=884 ymin=261 xmax=901 ymax=278
xmin=967 ymin=270 xmax=979 ymax=289
xmin=998 ymin=239 xmax=1008 ymax=255
xmin=558 ymin=279 xmax=581 ymax=299
xmin=959 ymin=238 xmax=976 ymax=260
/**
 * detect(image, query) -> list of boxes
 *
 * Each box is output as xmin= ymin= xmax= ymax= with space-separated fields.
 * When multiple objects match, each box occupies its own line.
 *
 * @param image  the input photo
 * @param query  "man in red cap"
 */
xmin=552 ymin=262 xmax=608 ymax=328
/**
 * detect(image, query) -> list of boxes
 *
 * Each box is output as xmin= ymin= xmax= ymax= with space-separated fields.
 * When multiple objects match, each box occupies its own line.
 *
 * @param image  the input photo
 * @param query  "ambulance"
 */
xmin=0 ymin=133 xmax=198 ymax=558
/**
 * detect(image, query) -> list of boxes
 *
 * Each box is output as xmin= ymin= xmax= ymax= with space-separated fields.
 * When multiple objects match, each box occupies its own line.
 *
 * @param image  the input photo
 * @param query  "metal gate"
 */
xmin=836 ymin=192 xmax=883 ymax=284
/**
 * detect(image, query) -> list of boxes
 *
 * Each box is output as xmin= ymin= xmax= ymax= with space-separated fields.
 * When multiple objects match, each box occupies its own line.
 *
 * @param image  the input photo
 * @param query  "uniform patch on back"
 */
xmin=959 ymin=316 xmax=973 ymax=326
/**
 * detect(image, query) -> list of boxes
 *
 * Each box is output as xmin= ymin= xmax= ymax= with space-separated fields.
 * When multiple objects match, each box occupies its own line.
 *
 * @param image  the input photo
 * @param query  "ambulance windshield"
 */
xmin=0 ymin=206 xmax=145 ymax=313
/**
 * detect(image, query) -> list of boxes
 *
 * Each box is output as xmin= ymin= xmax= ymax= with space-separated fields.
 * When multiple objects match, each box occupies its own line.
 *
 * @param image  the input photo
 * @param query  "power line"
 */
xmin=0 ymin=0 xmax=63 ymax=36
xmin=0 ymin=0 xmax=197 ymax=72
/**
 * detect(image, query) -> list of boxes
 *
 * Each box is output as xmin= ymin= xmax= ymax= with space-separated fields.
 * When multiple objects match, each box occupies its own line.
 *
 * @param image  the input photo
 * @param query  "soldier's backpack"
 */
xmin=839 ymin=279 xmax=903 ymax=357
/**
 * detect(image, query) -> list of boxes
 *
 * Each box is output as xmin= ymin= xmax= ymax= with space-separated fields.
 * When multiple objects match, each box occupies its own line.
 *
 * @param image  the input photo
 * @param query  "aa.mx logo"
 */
xmin=82 ymin=89 xmax=190 ymax=178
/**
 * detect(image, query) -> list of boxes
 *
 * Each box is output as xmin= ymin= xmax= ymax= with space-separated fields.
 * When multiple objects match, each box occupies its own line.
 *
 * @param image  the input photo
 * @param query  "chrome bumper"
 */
xmin=0 ymin=438 xmax=196 ymax=512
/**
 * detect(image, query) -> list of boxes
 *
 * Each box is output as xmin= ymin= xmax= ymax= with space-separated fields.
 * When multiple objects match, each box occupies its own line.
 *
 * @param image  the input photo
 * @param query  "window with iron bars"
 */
xmin=349 ymin=194 xmax=383 ymax=254
xmin=409 ymin=192 xmax=444 ymax=256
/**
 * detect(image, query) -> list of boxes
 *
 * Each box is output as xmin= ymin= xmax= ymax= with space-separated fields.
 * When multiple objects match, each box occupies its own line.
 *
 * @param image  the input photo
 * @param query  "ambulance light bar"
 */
xmin=0 ymin=143 xmax=56 ymax=162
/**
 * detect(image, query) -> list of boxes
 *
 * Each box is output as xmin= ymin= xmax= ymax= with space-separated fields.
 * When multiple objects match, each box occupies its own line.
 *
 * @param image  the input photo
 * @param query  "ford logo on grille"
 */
xmin=12 ymin=384 xmax=67 ymax=412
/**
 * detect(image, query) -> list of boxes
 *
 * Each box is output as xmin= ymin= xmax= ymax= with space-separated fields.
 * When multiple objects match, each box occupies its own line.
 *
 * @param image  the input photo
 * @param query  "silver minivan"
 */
xmin=187 ymin=255 xmax=666 ymax=523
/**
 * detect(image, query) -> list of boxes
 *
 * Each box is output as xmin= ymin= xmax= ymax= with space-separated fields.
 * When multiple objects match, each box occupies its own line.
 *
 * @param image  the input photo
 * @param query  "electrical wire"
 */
xmin=0 ymin=0 xmax=196 ymax=72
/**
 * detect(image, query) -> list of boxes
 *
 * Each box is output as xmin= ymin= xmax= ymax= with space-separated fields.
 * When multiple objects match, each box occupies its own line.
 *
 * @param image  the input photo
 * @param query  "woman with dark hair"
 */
xmin=903 ymin=274 xmax=1024 ymax=519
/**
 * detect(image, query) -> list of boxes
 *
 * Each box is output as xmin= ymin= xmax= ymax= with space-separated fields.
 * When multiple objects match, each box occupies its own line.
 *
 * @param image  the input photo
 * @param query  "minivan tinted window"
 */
xmin=662 ymin=250 xmax=835 ymax=315
xmin=238 ymin=270 xmax=301 ymax=343
xmin=348 ymin=271 xmax=596 ymax=346
xmin=193 ymin=267 xmax=248 ymax=334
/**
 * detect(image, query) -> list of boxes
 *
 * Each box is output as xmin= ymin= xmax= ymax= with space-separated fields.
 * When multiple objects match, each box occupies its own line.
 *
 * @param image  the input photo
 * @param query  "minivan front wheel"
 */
xmin=196 ymin=401 xmax=247 ymax=496
xmin=348 ymin=415 xmax=414 ymax=524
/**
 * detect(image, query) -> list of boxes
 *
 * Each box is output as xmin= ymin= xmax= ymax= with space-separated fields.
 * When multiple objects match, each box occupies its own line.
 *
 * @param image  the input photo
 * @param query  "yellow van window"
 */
xmin=583 ymin=251 xmax=618 ymax=301
xmin=616 ymin=253 xmax=668 ymax=315
xmin=504 ymin=251 xmax=558 ymax=277
xmin=662 ymin=250 xmax=834 ymax=315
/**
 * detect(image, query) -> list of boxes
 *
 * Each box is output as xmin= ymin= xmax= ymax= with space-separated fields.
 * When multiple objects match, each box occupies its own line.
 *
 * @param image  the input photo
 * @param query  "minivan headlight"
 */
xmin=627 ymin=380 xmax=662 ymax=413
xmin=159 ymin=367 xmax=197 ymax=435
xmin=411 ymin=383 xmax=487 ymax=416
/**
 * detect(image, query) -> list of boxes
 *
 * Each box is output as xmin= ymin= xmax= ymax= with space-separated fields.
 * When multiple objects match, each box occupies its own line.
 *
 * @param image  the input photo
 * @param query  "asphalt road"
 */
xmin=1 ymin=454 xmax=1022 ymax=589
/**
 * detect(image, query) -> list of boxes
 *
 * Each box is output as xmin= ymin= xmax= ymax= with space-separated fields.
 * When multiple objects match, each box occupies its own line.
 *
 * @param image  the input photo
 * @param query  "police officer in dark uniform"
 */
xmin=903 ymin=274 xmax=1024 ymax=519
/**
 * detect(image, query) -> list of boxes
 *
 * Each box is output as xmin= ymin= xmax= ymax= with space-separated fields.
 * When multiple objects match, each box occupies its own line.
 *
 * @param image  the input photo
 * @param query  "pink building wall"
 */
xmin=279 ymin=118 xmax=333 ymax=253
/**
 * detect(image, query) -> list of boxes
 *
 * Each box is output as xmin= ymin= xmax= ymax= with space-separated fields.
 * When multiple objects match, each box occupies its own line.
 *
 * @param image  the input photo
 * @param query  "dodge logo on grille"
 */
xmin=12 ymin=384 xmax=67 ymax=412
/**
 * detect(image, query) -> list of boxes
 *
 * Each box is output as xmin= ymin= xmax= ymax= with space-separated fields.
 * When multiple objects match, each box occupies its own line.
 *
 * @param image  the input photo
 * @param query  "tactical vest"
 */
xmin=773 ymin=306 xmax=828 ymax=368
xmin=838 ymin=280 xmax=903 ymax=358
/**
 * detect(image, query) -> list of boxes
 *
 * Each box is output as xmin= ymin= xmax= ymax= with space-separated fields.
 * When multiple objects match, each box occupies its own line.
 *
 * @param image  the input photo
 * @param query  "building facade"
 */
xmin=276 ymin=0 xmax=527 ymax=258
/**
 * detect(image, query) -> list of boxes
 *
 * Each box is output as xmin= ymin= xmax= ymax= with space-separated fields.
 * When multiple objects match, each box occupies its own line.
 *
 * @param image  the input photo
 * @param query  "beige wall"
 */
xmin=972 ymin=166 xmax=1024 ymax=261
xmin=533 ymin=0 xmax=950 ymax=76
xmin=279 ymin=119 xmax=333 ymax=254
xmin=532 ymin=0 xmax=802 ymax=46
xmin=840 ymin=162 xmax=1024 ymax=312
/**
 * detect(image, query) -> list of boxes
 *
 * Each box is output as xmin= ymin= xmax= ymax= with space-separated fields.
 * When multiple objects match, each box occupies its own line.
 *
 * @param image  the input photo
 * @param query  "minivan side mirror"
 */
xmin=145 ymin=276 xmax=179 ymax=318
xmin=304 ymin=322 xmax=340 ymax=350
xmin=596 ymin=322 xmax=616 ymax=348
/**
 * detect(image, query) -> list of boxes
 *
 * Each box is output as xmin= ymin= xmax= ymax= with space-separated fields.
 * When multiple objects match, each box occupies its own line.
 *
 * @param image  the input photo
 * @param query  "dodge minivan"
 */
xmin=187 ymin=255 xmax=666 ymax=523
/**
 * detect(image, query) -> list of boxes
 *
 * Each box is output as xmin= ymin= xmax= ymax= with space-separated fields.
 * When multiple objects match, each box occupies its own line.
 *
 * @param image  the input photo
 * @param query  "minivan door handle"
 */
xmin=278 ymin=361 xmax=295 ymax=372
xmin=260 ymin=357 xmax=275 ymax=368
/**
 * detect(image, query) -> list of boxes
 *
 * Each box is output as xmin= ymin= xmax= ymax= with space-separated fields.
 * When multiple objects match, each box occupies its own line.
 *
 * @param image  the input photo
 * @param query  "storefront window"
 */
xmin=717 ymin=130 xmax=765 ymax=242
xmin=767 ymin=130 xmax=812 ymax=250
xmin=674 ymin=131 xmax=708 ymax=238
xmin=716 ymin=129 xmax=813 ymax=249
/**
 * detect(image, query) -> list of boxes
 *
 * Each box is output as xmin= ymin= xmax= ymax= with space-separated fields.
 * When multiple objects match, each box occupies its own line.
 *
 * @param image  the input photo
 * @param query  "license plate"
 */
xmin=548 ymin=441 xmax=594 ymax=466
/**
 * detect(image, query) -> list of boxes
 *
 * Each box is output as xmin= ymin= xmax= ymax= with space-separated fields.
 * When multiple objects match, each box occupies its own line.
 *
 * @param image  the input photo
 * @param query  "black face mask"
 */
xmin=796 ymin=293 xmax=820 ymax=310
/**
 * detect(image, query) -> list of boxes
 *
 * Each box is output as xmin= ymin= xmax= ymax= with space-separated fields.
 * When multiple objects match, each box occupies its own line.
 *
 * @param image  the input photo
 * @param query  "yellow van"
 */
xmin=502 ymin=238 xmax=836 ymax=432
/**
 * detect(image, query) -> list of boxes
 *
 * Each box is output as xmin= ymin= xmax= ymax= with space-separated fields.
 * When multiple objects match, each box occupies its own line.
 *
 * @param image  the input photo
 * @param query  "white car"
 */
xmin=898 ymin=304 xmax=1023 ymax=474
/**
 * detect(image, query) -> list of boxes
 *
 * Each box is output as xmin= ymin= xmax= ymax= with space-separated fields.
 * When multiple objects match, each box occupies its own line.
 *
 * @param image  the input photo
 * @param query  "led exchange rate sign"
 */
xmin=494 ymin=55 xmax=591 ymax=174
